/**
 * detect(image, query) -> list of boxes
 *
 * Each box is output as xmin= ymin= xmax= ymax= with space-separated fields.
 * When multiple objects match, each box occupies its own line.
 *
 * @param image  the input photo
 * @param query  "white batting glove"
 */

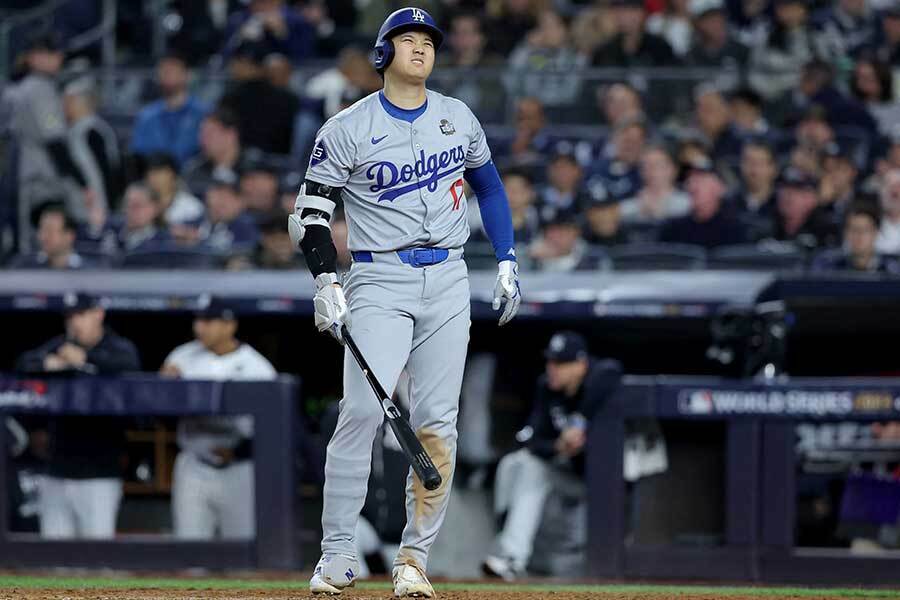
xmin=492 ymin=260 xmax=521 ymax=326
xmin=313 ymin=273 xmax=351 ymax=343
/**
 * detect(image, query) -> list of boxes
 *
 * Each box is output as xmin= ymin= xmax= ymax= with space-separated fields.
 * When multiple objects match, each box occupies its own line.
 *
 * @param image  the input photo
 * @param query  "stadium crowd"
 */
xmin=2 ymin=0 xmax=900 ymax=273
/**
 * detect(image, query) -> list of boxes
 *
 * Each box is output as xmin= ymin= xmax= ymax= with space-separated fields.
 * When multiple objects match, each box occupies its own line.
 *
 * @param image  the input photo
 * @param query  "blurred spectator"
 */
xmin=813 ymin=0 xmax=879 ymax=62
xmin=183 ymin=108 xmax=244 ymax=197
xmin=674 ymin=133 xmax=712 ymax=179
xmin=528 ymin=211 xmax=603 ymax=272
xmin=583 ymin=185 xmax=628 ymax=246
xmin=502 ymin=170 xmax=541 ymax=246
xmin=693 ymin=85 xmax=743 ymax=167
xmin=659 ymin=163 xmax=745 ymax=248
xmin=850 ymin=57 xmax=900 ymax=136
xmin=646 ymin=0 xmax=692 ymax=57
xmin=4 ymin=33 xmax=91 ymax=251
xmin=873 ymin=6 xmax=900 ymax=65
xmin=774 ymin=60 xmax=876 ymax=134
xmin=230 ymin=212 xmax=303 ymax=270
xmin=481 ymin=332 xmax=624 ymax=580
xmin=222 ymin=0 xmax=315 ymax=64
xmin=685 ymin=0 xmax=749 ymax=67
xmin=819 ymin=142 xmax=861 ymax=222
xmin=507 ymin=10 xmax=586 ymax=107
xmin=220 ymin=42 xmax=299 ymax=155
xmin=570 ymin=3 xmax=618 ymax=57
xmin=130 ymin=51 xmax=208 ymax=167
xmin=160 ymin=296 xmax=277 ymax=540
xmin=599 ymin=82 xmax=646 ymax=129
xmin=592 ymin=0 xmax=677 ymax=67
xmin=278 ymin=171 xmax=303 ymax=215
xmin=144 ymin=153 xmax=206 ymax=227
xmin=8 ymin=204 xmax=89 ymax=269
xmin=786 ymin=106 xmax=836 ymax=180
xmin=620 ymin=145 xmax=690 ymax=227
xmin=587 ymin=119 xmax=647 ymax=202
xmin=814 ymin=200 xmax=899 ymax=272
xmin=538 ymin=152 xmax=587 ymax=224
xmin=305 ymin=47 xmax=381 ymax=120
xmin=264 ymin=53 xmax=295 ymax=90
xmin=748 ymin=0 xmax=817 ymax=101
xmin=166 ymin=0 xmax=241 ymax=66
xmin=436 ymin=13 xmax=505 ymax=118
xmin=485 ymin=0 xmax=539 ymax=56
xmin=498 ymin=97 xmax=554 ymax=167
xmin=728 ymin=142 xmax=779 ymax=239
xmin=730 ymin=0 xmax=772 ymax=48
xmin=115 ymin=183 xmax=171 ymax=253
xmin=62 ymin=77 xmax=122 ymax=217
xmin=16 ymin=292 xmax=139 ymax=540
xmin=197 ymin=172 xmax=261 ymax=254
xmin=876 ymin=169 xmax=900 ymax=254
xmin=239 ymin=157 xmax=280 ymax=218
xmin=729 ymin=88 xmax=772 ymax=140
xmin=773 ymin=167 xmax=839 ymax=247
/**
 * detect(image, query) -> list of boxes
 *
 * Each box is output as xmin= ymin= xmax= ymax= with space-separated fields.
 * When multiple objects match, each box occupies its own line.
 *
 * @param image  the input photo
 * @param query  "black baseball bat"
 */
xmin=341 ymin=326 xmax=443 ymax=491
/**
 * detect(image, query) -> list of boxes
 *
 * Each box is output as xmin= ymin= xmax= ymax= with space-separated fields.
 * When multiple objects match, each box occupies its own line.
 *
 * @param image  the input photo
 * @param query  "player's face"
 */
xmin=194 ymin=318 xmax=237 ymax=350
xmin=389 ymin=30 xmax=435 ymax=82
xmin=66 ymin=308 xmax=105 ymax=347
xmin=546 ymin=359 xmax=588 ymax=392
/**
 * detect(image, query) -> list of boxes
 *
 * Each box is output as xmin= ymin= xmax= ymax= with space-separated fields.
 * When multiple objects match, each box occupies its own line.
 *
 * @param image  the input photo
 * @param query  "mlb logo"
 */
xmin=411 ymin=8 xmax=425 ymax=22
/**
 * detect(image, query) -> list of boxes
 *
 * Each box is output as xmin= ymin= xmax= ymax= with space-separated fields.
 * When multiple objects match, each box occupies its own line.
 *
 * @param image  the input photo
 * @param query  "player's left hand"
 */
xmin=492 ymin=260 xmax=521 ymax=326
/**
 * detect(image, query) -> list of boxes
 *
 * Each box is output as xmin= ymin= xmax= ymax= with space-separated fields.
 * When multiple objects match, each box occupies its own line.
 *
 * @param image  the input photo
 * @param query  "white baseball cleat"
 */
xmin=481 ymin=555 xmax=522 ymax=582
xmin=392 ymin=562 xmax=435 ymax=598
xmin=309 ymin=554 xmax=359 ymax=595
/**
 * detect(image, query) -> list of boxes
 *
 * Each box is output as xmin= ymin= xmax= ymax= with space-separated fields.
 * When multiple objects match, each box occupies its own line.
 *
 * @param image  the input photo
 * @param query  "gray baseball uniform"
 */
xmin=307 ymin=89 xmax=490 ymax=571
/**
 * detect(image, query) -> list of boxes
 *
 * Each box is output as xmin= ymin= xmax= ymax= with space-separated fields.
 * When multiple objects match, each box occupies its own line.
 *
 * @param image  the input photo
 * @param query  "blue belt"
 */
xmin=352 ymin=248 xmax=450 ymax=267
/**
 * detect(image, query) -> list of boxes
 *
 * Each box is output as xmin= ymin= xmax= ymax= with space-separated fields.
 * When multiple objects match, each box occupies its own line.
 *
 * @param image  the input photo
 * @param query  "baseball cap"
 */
xmin=544 ymin=331 xmax=589 ymax=362
xmin=26 ymin=32 xmax=63 ymax=53
xmin=195 ymin=295 xmax=237 ymax=321
xmin=689 ymin=0 xmax=724 ymax=18
xmin=545 ymin=208 xmax=582 ymax=228
xmin=208 ymin=169 xmax=239 ymax=192
xmin=232 ymin=41 xmax=269 ymax=65
xmin=778 ymin=167 xmax=817 ymax=190
xmin=63 ymin=292 xmax=101 ymax=314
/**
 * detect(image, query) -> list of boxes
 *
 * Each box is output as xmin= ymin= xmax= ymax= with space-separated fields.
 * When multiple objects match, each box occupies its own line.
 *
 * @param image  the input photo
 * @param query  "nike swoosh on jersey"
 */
xmin=371 ymin=134 xmax=389 ymax=145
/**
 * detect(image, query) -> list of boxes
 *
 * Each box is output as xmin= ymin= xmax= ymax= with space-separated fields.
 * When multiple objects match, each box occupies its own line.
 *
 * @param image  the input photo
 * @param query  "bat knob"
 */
xmin=423 ymin=473 xmax=442 ymax=491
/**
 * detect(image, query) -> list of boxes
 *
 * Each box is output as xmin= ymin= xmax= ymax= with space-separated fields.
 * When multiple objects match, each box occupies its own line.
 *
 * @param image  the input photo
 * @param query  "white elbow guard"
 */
xmin=287 ymin=183 xmax=338 ymax=247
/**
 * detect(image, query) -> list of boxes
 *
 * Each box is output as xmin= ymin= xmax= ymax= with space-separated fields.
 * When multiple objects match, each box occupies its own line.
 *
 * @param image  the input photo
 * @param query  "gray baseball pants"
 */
xmin=320 ymin=250 xmax=470 ymax=572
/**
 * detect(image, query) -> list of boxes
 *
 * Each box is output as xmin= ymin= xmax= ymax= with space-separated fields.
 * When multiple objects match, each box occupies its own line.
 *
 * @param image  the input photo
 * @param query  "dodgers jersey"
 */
xmin=305 ymin=89 xmax=492 ymax=252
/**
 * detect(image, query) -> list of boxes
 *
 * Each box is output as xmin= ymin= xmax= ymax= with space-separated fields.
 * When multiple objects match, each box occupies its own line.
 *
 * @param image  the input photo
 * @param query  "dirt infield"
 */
xmin=0 ymin=589 xmax=856 ymax=600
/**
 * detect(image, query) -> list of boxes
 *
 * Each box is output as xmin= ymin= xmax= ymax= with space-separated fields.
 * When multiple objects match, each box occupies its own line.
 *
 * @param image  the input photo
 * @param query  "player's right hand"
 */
xmin=313 ymin=272 xmax=351 ymax=343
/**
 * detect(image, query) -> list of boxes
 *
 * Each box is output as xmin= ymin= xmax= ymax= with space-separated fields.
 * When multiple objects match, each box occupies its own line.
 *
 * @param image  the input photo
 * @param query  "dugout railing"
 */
xmin=0 ymin=375 xmax=299 ymax=570
xmin=588 ymin=376 xmax=900 ymax=584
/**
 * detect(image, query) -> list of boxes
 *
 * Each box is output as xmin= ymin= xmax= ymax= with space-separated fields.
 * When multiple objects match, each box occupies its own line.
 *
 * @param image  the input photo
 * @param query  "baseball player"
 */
xmin=289 ymin=7 xmax=521 ymax=597
xmin=160 ymin=296 xmax=277 ymax=540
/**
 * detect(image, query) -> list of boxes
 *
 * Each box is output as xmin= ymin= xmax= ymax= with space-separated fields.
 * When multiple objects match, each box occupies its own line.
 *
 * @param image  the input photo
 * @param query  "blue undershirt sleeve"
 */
xmin=464 ymin=161 xmax=516 ymax=263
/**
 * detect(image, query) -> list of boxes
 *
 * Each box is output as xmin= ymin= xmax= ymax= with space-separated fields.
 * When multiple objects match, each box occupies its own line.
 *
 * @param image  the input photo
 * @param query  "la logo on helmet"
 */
xmin=411 ymin=8 xmax=425 ymax=22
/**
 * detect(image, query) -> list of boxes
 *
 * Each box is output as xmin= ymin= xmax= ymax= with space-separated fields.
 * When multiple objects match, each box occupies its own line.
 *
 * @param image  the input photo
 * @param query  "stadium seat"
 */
xmin=607 ymin=243 xmax=707 ymax=271
xmin=708 ymin=242 xmax=806 ymax=271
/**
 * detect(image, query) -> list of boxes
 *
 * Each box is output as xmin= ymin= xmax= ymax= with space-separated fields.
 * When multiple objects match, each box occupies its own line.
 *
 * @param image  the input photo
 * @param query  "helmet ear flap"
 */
xmin=375 ymin=39 xmax=395 ymax=73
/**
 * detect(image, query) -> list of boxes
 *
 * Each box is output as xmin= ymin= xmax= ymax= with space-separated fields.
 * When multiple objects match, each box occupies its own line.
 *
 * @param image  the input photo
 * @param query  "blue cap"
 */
xmin=373 ymin=7 xmax=444 ymax=73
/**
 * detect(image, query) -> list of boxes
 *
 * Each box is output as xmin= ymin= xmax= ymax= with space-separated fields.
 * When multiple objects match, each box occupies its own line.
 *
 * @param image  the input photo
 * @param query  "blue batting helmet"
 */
xmin=373 ymin=7 xmax=444 ymax=73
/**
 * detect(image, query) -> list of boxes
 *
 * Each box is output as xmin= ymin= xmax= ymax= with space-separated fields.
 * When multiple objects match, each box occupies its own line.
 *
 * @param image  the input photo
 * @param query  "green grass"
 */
xmin=0 ymin=576 xmax=898 ymax=597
